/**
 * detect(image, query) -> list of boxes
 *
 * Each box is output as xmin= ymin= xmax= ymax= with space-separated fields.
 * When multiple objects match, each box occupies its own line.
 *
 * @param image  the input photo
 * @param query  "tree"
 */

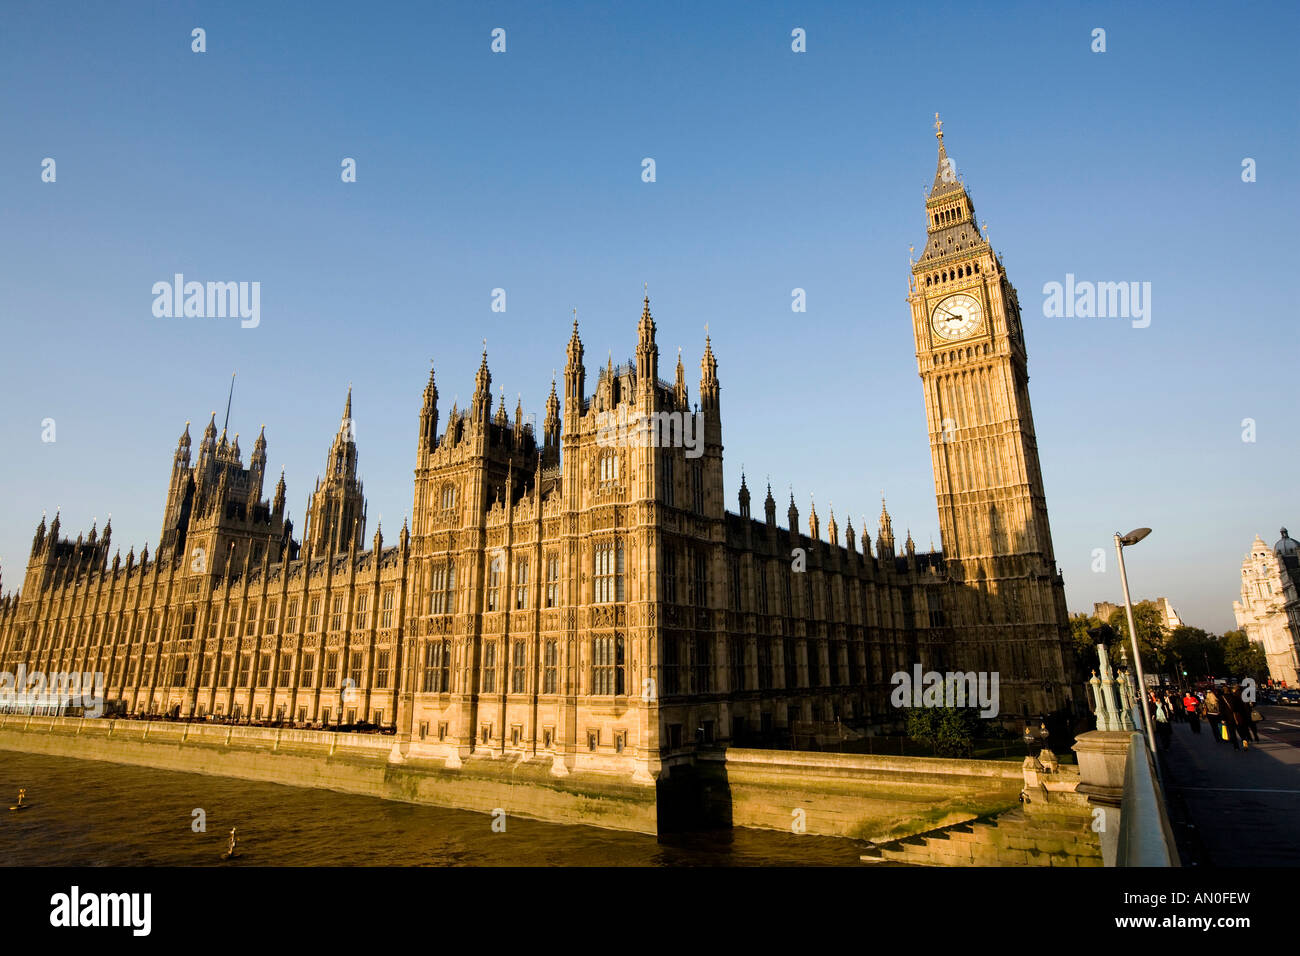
xmin=1106 ymin=603 xmax=1168 ymax=673
xmin=1220 ymin=629 xmax=1269 ymax=683
xmin=1069 ymin=613 xmax=1103 ymax=673
xmin=904 ymin=707 xmax=980 ymax=757
xmin=1166 ymin=626 xmax=1224 ymax=682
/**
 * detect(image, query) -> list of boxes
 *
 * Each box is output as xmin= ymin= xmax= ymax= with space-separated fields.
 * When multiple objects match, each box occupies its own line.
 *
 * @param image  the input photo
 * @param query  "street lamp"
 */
xmin=1114 ymin=527 xmax=1157 ymax=755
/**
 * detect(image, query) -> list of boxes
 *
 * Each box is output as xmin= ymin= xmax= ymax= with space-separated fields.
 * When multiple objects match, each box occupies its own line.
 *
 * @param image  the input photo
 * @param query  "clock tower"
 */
xmin=909 ymin=115 xmax=1076 ymax=719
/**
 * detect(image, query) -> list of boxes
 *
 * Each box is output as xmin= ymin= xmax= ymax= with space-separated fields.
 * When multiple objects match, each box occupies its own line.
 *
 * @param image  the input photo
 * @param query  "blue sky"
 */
xmin=1 ymin=0 xmax=1296 ymax=633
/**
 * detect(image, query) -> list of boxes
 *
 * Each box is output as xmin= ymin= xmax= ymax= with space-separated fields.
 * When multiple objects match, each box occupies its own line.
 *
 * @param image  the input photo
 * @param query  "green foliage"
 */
xmin=1069 ymin=613 xmax=1102 ymax=674
xmin=904 ymin=707 xmax=981 ymax=757
xmin=1076 ymin=607 xmax=1270 ymax=684
xmin=1106 ymin=603 xmax=1168 ymax=672
xmin=1165 ymin=625 xmax=1225 ymax=681
xmin=1221 ymin=630 xmax=1269 ymax=682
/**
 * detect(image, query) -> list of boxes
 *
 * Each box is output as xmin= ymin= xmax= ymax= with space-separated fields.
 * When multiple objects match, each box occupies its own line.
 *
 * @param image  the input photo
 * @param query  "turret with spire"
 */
xmin=494 ymin=388 xmax=508 ymax=428
xmin=637 ymin=289 xmax=658 ymax=406
xmin=249 ymin=425 xmax=267 ymax=500
xmin=474 ymin=349 xmax=493 ymax=422
xmin=175 ymin=421 xmax=192 ymax=469
xmin=699 ymin=330 xmax=719 ymax=413
xmin=674 ymin=348 xmax=687 ymax=409
xmin=419 ymin=361 xmax=440 ymax=456
xmin=30 ymin=512 xmax=47 ymax=558
xmin=564 ymin=316 xmax=585 ymax=419
xmin=878 ymin=496 xmax=895 ymax=559
xmin=306 ymin=385 xmax=366 ymax=555
xmin=273 ymin=467 xmax=287 ymax=518
xmin=543 ymin=376 xmax=560 ymax=459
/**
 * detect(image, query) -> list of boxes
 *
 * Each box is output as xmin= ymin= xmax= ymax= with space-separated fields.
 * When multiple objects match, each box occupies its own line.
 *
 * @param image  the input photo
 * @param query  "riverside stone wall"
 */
xmin=0 ymin=716 xmax=1034 ymax=843
xmin=0 ymin=714 xmax=659 ymax=834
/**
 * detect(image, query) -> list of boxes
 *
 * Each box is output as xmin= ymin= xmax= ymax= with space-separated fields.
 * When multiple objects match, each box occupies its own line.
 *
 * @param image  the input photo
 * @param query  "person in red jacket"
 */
xmin=1183 ymin=691 xmax=1201 ymax=734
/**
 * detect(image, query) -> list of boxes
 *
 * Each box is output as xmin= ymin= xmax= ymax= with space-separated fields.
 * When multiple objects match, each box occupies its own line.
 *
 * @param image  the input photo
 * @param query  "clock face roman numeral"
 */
xmin=930 ymin=292 xmax=982 ymax=340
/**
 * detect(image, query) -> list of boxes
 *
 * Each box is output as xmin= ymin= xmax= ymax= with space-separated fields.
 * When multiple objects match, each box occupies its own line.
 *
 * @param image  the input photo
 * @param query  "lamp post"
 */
xmin=1114 ymin=527 xmax=1157 ymax=755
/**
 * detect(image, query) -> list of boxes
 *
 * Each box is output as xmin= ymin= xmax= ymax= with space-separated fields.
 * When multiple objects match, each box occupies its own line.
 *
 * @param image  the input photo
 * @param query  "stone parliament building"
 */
xmin=0 ymin=124 xmax=1081 ymax=784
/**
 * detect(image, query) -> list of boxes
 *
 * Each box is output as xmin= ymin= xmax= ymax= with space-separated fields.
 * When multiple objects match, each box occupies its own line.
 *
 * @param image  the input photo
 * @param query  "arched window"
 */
xmin=440 ymin=483 xmax=456 ymax=510
xmin=599 ymin=450 xmax=618 ymax=483
xmin=594 ymin=540 xmax=625 ymax=603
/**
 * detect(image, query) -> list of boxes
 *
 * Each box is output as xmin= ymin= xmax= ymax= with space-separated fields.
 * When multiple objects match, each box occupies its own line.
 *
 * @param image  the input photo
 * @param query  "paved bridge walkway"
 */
xmin=1159 ymin=704 xmax=1300 ymax=866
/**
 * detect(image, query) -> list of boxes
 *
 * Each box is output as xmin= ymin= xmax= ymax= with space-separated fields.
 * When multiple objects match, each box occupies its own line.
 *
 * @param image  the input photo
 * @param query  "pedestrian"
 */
xmin=1217 ymin=688 xmax=1243 ymax=750
xmin=1153 ymin=696 xmax=1173 ymax=749
xmin=1183 ymin=690 xmax=1201 ymax=734
xmin=1204 ymin=688 xmax=1222 ymax=742
xmin=1229 ymin=685 xmax=1254 ymax=749
xmin=1240 ymin=691 xmax=1261 ymax=744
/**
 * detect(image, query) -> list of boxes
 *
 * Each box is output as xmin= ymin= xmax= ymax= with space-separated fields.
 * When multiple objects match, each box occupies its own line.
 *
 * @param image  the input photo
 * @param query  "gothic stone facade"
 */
xmin=0 ymin=127 xmax=1079 ymax=783
xmin=1233 ymin=530 xmax=1300 ymax=686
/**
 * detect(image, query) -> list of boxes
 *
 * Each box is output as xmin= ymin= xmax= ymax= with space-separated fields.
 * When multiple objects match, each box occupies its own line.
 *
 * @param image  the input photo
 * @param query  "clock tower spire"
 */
xmin=909 ymin=115 xmax=1076 ymax=719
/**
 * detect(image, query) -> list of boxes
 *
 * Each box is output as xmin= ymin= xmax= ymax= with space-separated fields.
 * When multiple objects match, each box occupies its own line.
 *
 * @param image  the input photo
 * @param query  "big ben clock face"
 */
xmin=930 ymin=292 xmax=983 ymax=341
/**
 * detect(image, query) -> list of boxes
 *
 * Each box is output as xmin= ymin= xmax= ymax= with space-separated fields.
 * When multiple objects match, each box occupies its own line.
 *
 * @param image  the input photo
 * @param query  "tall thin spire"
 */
xmin=222 ymin=371 xmax=236 ymax=435
xmin=930 ymin=111 xmax=961 ymax=197
xmin=638 ymin=286 xmax=656 ymax=347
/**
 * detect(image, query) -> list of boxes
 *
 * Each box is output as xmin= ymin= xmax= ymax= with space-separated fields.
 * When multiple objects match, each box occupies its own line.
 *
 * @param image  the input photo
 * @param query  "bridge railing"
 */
xmin=1116 ymin=732 xmax=1179 ymax=866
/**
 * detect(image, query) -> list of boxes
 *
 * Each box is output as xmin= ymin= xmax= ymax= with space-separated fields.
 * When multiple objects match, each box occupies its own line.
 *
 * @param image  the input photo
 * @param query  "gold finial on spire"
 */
xmin=934 ymin=112 xmax=943 ymax=139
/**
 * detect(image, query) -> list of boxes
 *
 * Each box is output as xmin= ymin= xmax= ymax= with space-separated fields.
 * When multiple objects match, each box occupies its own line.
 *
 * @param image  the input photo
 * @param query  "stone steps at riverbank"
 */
xmin=859 ymin=805 xmax=1104 ymax=867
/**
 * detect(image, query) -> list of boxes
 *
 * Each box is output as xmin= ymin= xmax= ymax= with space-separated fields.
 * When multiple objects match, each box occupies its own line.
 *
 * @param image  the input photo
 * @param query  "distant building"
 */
xmin=1092 ymin=597 xmax=1183 ymax=632
xmin=1232 ymin=530 xmax=1300 ymax=686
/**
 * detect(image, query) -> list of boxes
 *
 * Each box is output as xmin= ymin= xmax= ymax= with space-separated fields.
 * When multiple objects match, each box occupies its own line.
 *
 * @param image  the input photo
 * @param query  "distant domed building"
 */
xmin=1232 ymin=529 xmax=1300 ymax=686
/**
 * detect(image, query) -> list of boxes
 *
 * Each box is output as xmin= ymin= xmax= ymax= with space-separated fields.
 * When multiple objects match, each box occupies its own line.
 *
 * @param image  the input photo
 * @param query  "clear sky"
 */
xmin=1 ymin=0 xmax=1296 ymax=634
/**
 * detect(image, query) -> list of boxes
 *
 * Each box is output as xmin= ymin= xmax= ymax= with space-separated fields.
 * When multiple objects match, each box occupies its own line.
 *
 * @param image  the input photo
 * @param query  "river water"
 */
xmin=0 ymin=751 xmax=865 ymax=866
